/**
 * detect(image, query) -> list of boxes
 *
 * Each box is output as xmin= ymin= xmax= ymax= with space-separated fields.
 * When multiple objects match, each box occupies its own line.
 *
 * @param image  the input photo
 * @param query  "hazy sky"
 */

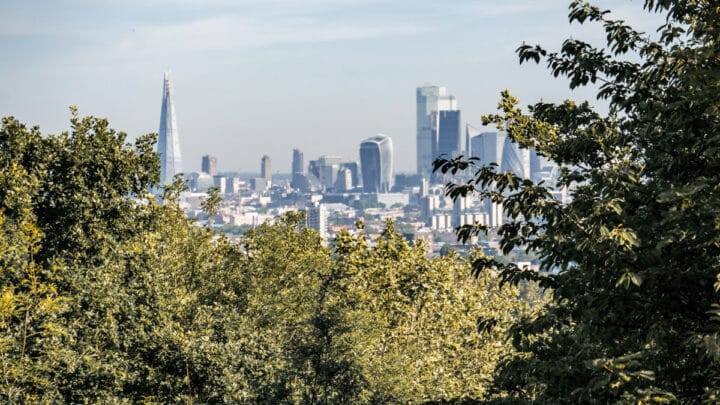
xmin=1 ymin=0 xmax=660 ymax=173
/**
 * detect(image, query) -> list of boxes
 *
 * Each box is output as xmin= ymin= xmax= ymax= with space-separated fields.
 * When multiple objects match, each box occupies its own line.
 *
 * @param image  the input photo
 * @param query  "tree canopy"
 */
xmin=436 ymin=0 xmax=720 ymax=402
xmin=0 ymin=111 xmax=540 ymax=402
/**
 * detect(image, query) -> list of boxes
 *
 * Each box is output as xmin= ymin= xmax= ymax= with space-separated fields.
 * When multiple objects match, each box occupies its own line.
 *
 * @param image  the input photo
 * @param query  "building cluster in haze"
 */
xmin=156 ymin=74 xmax=567 ymax=255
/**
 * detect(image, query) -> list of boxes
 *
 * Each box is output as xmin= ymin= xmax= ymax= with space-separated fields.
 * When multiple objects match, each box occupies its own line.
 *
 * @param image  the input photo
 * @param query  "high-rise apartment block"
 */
xmin=305 ymin=202 xmax=328 ymax=240
xmin=360 ymin=135 xmax=394 ymax=193
xmin=201 ymin=155 xmax=217 ymax=176
xmin=416 ymin=86 xmax=457 ymax=176
xmin=157 ymin=72 xmax=182 ymax=187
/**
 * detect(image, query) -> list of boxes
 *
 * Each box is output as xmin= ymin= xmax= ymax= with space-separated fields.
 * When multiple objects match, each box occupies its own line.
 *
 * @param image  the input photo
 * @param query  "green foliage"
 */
xmin=436 ymin=0 xmax=720 ymax=402
xmin=0 ymin=112 xmax=543 ymax=402
xmin=324 ymin=221 xmax=536 ymax=403
xmin=0 ymin=113 xmax=270 ymax=402
xmin=201 ymin=186 xmax=222 ymax=222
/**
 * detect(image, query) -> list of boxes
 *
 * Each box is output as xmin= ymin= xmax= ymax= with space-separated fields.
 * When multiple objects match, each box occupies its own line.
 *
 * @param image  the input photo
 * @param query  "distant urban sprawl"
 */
xmin=155 ymin=73 xmax=569 ymax=257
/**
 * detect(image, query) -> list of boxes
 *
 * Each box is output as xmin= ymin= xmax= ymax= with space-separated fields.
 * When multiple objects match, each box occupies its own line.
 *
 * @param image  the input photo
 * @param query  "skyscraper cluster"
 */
xmin=462 ymin=130 xmax=558 ymax=227
xmin=416 ymin=85 xmax=556 ymax=183
xmin=467 ymin=130 xmax=555 ymax=183
xmin=416 ymin=86 xmax=460 ymax=177
xmin=416 ymin=85 xmax=564 ymax=229
xmin=291 ymin=152 xmax=364 ymax=194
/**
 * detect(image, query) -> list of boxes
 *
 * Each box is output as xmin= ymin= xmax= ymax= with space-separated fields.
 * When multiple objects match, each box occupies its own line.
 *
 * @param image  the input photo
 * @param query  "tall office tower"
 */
xmin=501 ymin=136 xmax=531 ymax=178
xmin=469 ymin=131 xmax=534 ymax=227
xmin=360 ymin=135 xmax=394 ymax=193
xmin=308 ymin=160 xmax=320 ymax=179
xmin=435 ymin=110 xmax=462 ymax=160
xmin=469 ymin=131 xmax=507 ymax=168
xmin=292 ymin=149 xmax=304 ymax=175
xmin=466 ymin=124 xmax=482 ymax=158
xmin=291 ymin=149 xmax=304 ymax=190
xmin=339 ymin=161 xmax=360 ymax=189
xmin=213 ymin=176 xmax=227 ymax=194
xmin=201 ymin=155 xmax=217 ymax=176
xmin=261 ymin=155 xmax=271 ymax=182
xmin=469 ymin=132 xmax=505 ymax=227
xmin=317 ymin=156 xmax=342 ymax=190
xmin=529 ymin=149 xmax=542 ymax=183
xmin=416 ymin=86 xmax=457 ymax=176
xmin=469 ymin=130 xmax=531 ymax=179
xmin=334 ymin=168 xmax=353 ymax=191
xmin=157 ymin=72 xmax=183 ymax=187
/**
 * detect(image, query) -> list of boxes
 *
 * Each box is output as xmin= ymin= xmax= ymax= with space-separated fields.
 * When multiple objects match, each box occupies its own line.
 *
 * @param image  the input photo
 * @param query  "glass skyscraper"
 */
xmin=291 ymin=149 xmax=304 ymax=190
xmin=469 ymin=131 xmax=532 ymax=179
xmin=500 ymin=136 xmax=531 ymax=178
xmin=469 ymin=131 xmax=507 ymax=168
xmin=201 ymin=155 xmax=217 ymax=176
xmin=435 ymin=110 xmax=461 ymax=160
xmin=416 ymin=86 xmax=456 ymax=176
xmin=157 ymin=72 xmax=182 ymax=187
xmin=360 ymin=135 xmax=394 ymax=193
xmin=261 ymin=155 xmax=271 ymax=182
xmin=292 ymin=149 xmax=304 ymax=175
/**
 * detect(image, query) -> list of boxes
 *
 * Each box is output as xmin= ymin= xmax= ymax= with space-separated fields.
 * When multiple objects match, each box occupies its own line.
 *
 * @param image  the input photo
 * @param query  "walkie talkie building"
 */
xmin=360 ymin=135 xmax=394 ymax=193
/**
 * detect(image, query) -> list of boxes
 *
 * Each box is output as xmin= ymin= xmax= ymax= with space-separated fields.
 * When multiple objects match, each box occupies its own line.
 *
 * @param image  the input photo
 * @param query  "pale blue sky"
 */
xmin=0 ymin=0 xmax=659 ymax=173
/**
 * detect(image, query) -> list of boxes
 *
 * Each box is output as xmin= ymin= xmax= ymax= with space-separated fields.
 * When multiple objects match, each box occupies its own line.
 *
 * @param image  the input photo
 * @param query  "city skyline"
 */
xmin=0 ymin=1 xmax=662 ymax=173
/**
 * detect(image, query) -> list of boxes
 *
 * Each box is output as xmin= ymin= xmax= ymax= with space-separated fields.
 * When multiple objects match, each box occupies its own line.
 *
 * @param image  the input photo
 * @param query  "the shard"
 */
xmin=157 ymin=72 xmax=183 ymax=187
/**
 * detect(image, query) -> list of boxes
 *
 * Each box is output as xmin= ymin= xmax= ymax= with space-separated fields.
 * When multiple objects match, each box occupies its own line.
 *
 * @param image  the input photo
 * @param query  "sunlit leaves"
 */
xmin=438 ymin=0 xmax=720 ymax=402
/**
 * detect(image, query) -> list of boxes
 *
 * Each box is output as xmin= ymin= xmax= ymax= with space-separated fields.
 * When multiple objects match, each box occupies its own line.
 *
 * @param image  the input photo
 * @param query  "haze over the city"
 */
xmin=1 ymin=0 xmax=658 ymax=173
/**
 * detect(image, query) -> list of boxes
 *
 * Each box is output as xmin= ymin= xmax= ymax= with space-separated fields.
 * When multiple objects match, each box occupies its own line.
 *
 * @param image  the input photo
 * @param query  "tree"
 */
xmin=328 ymin=221 xmax=538 ymax=403
xmin=202 ymin=186 xmax=222 ymax=226
xmin=0 ymin=119 xmax=67 ymax=402
xmin=0 ymin=112 xmax=276 ymax=403
xmin=436 ymin=0 xmax=720 ymax=402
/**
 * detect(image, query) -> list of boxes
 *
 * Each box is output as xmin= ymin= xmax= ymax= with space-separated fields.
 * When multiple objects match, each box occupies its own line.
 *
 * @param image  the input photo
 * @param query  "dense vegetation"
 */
xmin=0 ymin=110 xmax=542 ymax=402
xmin=437 ymin=0 xmax=720 ymax=402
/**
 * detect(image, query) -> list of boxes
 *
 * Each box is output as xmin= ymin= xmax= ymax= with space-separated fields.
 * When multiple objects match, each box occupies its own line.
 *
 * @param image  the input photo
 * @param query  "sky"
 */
xmin=0 ymin=0 xmax=662 ymax=173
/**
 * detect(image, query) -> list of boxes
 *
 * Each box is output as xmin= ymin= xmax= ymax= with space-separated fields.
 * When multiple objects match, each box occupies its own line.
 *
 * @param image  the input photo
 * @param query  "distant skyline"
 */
xmin=1 ymin=1 xmax=661 ymax=173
